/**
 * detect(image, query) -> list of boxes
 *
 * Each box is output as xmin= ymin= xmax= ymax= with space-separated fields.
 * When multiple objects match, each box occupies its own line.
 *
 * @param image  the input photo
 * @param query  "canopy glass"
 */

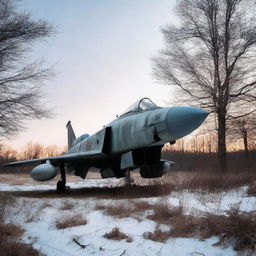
xmin=121 ymin=98 xmax=158 ymax=116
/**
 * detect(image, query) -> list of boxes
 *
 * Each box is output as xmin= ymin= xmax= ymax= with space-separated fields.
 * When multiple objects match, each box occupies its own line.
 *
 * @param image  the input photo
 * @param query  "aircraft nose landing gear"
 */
xmin=57 ymin=163 xmax=69 ymax=193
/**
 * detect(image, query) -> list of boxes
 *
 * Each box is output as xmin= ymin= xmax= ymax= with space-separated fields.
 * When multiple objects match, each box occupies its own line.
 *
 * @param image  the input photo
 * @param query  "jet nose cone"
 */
xmin=166 ymin=107 xmax=209 ymax=139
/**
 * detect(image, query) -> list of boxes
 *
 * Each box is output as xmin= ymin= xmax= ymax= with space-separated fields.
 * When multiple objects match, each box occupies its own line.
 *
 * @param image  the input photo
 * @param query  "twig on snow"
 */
xmin=120 ymin=250 xmax=126 ymax=256
xmin=72 ymin=238 xmax=87 ymax=249
xmin=192 ymin=252 xmax=206 ymax=256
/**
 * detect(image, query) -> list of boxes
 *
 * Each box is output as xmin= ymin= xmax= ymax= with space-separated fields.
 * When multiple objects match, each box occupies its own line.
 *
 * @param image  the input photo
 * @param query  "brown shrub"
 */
xmin=103 ymin=228 xmax=132 ymax=242
xmin=202 ymin=210 xmax=256 ymax=250
xmin=132 ymin=201 xmax=153 ymax=212
xmin=163 ymin=208 xmax=256 ymax=250
xmin=96 ymin=201 xmax=155 ymax=221
xmin=0 ymin=239 xmax=39 ymax=256
xmin=95 ymin=204 xmax=107 ymax=211
xmin=145 ymin=201 xmax=200 ymax=238
xmin=126 ymin=237 xmax=134 ymax=243
xmin=55 ymin=214 xmax=87 ymax=229
xmin=0 ymin=193 xmax=15 ymax=219
xmin=96 ymin=202 xmax=134 ymax=219
xmin=142 ymin=198 xmax=256 ymax=251
xmin=143 ymin=226 xmax=171 ymax=243
xmin=247 ymin=183 xmax=256 ymax=196
xmin=1 ymin=223 xmax=24 ymax=237
xmin=169 ymin=215 xmax=202 ymax=238
xmin=147 ymin=203 xmax=183 ymax=224
xmin=59 ymin=201 xmax=74 ymax=210
xmin=0 ymin=193 xmax=39 ymax=256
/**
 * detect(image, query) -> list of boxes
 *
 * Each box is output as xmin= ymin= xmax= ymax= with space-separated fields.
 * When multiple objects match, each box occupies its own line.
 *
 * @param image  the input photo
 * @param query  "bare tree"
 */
xmin=228 ymin=114 xmax=256 ymax=157
xmin=153 ymin=0 xmax=256 ymax=172
xmin=20 ymin=142 xmax=44 ymax=160
xmin=0 ymin=144 xmax=17 ymax=160
xmin=44 ymin=145 xmax=63 ymax=157
xmin=0 ymin=0 xmax=54 ymax=138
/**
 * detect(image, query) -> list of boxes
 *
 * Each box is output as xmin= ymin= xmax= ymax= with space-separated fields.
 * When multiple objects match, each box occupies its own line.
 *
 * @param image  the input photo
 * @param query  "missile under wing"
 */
xmin=4 ymin=98 xmax=209 ymax=192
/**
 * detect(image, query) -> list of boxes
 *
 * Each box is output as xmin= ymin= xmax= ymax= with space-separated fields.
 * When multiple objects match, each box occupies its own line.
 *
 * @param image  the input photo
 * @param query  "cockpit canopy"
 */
xmin=121 ymin=98 xmax=159 ymax=116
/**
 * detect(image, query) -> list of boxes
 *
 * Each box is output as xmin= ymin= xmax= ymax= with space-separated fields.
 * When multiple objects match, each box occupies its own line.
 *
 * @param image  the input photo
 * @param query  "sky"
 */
xmin=6 ymin=0 xmax=177 ymax=150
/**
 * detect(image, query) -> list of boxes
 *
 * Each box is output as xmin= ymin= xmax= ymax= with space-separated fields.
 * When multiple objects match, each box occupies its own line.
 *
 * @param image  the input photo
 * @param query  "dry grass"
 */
xmin=59 ymin=201 xmax=74 ymax=210
xmin=103 ymin=228 xmax=133 ymax=242
xmin=247 ymin=183 xmax=256 ymax=196
xmin=146 ymin=202 xmax=200 ymax=238
xmin=25 ymin=212 xmax=40 ymax=223
xmin=168 ymin=215 xmax=202 ymax=238
xmin=143 ymin=226 xmax=171 ymax=243
xmin=55 ymin=214 xmax=87 ymax=229
xmin=202 ymin=210 xmax=256 ymax=250
xmin=0 ymin=194 xmax=39 ymax=256
xmin=176 ymin=172 xmax=256 ymax=192
xmin=95 ymin=202 xmax=135 ymax=219
xmin=0 ymin=221 xmax=38 ymax=256
xmin=142 ymin=201 xmax=256 ymax=251
xmin=162 ymin=150 xmax=256 ymax=173
xmin=147 ymin=203 xmax=183 ymax=224
xmin=96 ymin=200 xmax=155 ymax=219
xmin=0 ymin=240 xmax=40 ymax=256
xmin=132 ymin=201 xmax=153 ymax=211
xmin=94 ymin=204 xmax=105 ymax=211
xmin=25 ymin=201 xmax=51 ymax=223
xmin=8 ymin=171 xmax=256 ymax=202
xmin=1 ymin=223 xmax=24 ymax=237
xmin=9 ymin=183 xmax=175 ymax=200
xmin=0 ymin=193 xmax=15 ymax=214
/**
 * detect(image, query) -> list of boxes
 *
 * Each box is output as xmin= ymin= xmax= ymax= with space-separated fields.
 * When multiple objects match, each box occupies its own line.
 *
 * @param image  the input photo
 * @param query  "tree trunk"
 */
xmin=243 ymin=130 xmax=249 ymax=159
xmin=218 ymin=112 xmax=227 ymax=172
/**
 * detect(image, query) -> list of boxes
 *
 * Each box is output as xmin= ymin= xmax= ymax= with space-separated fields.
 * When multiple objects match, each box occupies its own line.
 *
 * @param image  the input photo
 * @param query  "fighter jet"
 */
xmin=4 ymin=98 xmax=208 ymax=192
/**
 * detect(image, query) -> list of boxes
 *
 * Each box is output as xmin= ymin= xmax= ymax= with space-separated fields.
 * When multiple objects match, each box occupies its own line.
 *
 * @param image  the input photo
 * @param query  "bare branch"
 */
xmin=0 ymin=0 xmax=55 ymax=138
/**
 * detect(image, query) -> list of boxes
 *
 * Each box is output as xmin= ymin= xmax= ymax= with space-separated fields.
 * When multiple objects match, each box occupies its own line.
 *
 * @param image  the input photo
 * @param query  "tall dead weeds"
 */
xmin=142 ymin=201 xmax=256 ymax=251
xmin=55 ymin=214 xmax=87 ymax=229
xmin=143 ymin=225 xmax=171 ymax=243
xmin=103 ymin=228 xmax=133 ymax=242
xmin=0 ymin=193 xmax=39 ymax=256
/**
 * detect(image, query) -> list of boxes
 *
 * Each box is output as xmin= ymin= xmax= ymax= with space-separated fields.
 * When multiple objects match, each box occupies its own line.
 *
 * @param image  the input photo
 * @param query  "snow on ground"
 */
xmin=0 ymin=178 xmax=125 ymax=191
xmin=166 ymin=186 xmax=256 ymax=215
xmin=1 ymin=178 xmax=256 ymax=256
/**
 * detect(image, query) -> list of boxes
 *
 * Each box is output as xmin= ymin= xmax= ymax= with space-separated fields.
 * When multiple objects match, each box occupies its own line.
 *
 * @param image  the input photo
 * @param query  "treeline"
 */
xmin=162 ymin=132 xmax=256 ymax=172
xmin=1 ymin=137 xmax=255 ymax=174
xmin=0 ymin=142 xmax=66 ymax=172
xmin=162 ymin=149 xmax=256 ymax=173
xmin=167 ymin=131 xmax=256 ymax=153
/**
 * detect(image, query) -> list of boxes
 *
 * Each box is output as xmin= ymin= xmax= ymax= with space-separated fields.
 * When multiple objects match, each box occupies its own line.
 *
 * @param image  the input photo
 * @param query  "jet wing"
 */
xmin=3 ymin=151 xmax=107 ymax=167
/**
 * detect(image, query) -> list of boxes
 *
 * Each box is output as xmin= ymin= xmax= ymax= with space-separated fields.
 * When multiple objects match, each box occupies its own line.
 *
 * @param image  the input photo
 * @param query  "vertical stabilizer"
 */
xmin=66 ymin=121 xmax=76 ymax=149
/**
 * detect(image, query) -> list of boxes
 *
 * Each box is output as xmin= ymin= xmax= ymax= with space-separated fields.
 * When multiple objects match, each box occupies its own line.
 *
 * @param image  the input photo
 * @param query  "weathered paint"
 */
xmin=65 ymin=106 xmax=208 ymax=156
xmin=68 ymin=128 xmax=108 ymax=154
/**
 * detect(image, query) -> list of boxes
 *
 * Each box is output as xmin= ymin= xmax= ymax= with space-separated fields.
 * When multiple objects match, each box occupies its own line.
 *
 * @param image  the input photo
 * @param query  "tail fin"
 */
xmin=66 ymin=121 xmax=76 ymax=149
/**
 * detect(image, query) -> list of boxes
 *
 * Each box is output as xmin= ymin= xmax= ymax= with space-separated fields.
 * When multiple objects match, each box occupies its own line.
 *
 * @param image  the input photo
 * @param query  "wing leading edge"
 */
xmin=3 ymin=151 xmax=107 ymax=167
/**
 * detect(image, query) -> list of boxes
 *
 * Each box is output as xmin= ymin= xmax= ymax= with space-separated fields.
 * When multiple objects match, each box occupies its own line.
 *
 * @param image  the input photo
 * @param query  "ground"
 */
xmin=0 ymin=172 xmax=256 ymax=256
